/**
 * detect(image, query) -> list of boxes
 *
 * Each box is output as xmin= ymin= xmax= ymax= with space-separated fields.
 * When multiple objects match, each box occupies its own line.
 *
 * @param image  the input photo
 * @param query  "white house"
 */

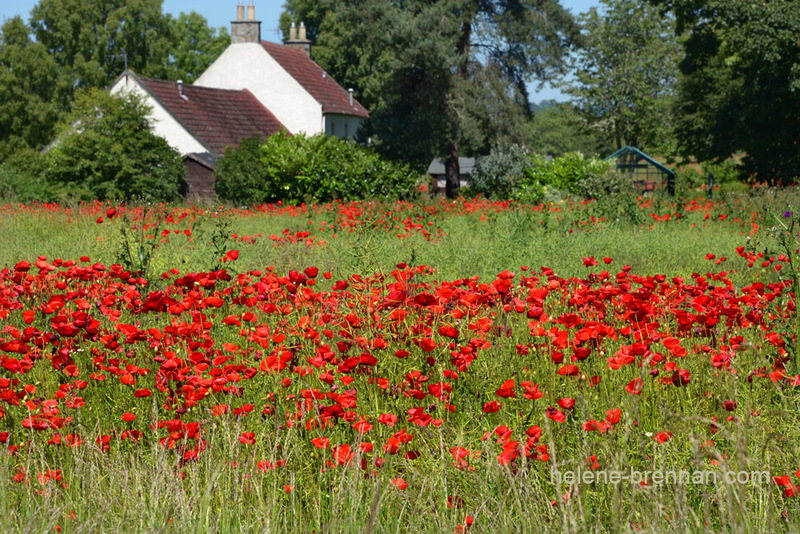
xmin=108 ymin=1 xmax=369 ymax=198
xmin=194 ymin=1 xmax=368 ymax=139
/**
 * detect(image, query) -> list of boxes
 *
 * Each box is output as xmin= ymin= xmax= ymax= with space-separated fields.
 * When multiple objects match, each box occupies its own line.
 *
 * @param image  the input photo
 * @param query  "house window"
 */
xmin=344 ymin=122 xmax=349 ymax=138
xmin=331 ymin=121 xmax=336 ymax=136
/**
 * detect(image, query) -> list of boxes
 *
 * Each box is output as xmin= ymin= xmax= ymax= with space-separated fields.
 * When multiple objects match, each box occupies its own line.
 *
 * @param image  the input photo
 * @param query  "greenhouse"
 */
xmin=604 ymin=146 xmax=675 ymax=196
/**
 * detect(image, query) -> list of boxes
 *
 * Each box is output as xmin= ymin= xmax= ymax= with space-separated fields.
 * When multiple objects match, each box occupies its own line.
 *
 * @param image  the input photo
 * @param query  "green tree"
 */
xmin=166 ymin=12 xmax=230 ymax=83
xmin=561 ymin=0 xmax=681 ymax=152
xmin=650 ymin=0 xmax=800 ymax=183
xmin=526 ymin=102 xmax=614 ymax=157
xmin=29 ymin=0 xmax=175 ymax=92
xmin=46 ymin=88 xmax=184 ymax=201
xmin=282 ymin=0 xmax=581 ymax=198
xmin=0 ymin=17 xmax=68 ymax=161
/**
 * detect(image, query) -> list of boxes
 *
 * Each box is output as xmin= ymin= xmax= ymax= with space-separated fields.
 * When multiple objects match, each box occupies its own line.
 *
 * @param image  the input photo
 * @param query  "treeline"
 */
xmin=281 ymin=0 xmax=799 ymax=190
xmin=0 ymin=0 xmax=798 ymax=203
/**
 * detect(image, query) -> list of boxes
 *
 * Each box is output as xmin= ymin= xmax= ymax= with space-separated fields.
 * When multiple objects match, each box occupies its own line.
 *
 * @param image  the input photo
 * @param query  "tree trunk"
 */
xmin=443 ymin=16 xmax=472 ymax=200
xmin=444 ymin=142 xmax=460 ymax=199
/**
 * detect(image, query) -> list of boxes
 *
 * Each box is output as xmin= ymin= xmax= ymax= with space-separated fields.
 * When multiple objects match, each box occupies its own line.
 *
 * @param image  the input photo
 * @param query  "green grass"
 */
xmin=0 ymin=189 xmax=798 ymax=533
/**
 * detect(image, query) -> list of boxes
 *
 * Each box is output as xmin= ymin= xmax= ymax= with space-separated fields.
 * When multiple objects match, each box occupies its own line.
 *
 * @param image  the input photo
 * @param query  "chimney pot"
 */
xmin=290 ymin=22 xmax=297 ymax=41
xmin=247 ymin=0 xmax=255 ymax=21
xmin=299 ymin=21 xmax=307 ymax=41
xmin=348 ymin=88 xmax=354 ymax=107
xmin=237 ymin=0 xmax=244 ymax=21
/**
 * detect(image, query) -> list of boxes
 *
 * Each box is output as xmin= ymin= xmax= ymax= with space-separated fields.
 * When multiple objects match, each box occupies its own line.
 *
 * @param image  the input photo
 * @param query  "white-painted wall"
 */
xmin=324 ymin=114 xmax=363 ymax=140
xmin=195 ymin=43 xmax=322 ymax=136
xmin=110 ymin=76 xmax=207 ymax=155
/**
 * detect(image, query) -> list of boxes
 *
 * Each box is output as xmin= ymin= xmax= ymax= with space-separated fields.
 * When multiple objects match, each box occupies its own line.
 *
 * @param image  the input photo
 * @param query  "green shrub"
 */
xmin=470 ymin=144 xmax=531 ymax=199
xmin=0 ymin=148 xmax=51 ymax=203
xmin=524 ymin=152 xmax=610 ymax=196
xmin=701 ymin=157 xmax=741 ymax=183
xmin=214 ymin=131 xmax=419 ymax=204
xmin=45 ymin=89 xmax=184 ymax=202
xmin=577 ymin=169 xmax=627 ymax=200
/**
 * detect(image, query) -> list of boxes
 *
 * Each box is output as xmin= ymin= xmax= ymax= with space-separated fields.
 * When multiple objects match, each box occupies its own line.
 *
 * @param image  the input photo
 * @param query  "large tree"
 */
xmin=46 ymin=88 xmax=184 ymax=201
xmin=165 ymin=12 xmax=230 ymax=83
xmin=282 ymin=0 xmax=581 ymax=198
xmin=29 ymin=0 xmax=175 ymax=91
xmin=562 ymin=0 xmax=681 ymax=152
xmin=650 ymin=0 xmax=800 ymax=183
xmin=0 ymin=17 xmax=68 ymax=161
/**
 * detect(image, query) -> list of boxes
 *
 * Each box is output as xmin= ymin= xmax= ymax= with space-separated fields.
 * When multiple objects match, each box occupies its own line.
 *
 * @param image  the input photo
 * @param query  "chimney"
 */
xmin=348 ymin=88 xmax=354 ymax=107
xmin=231 ymin=0 xmax=261 ymax=44
xmin=178 ymin=80 xmax=188 ymax=100
xmin=284 ymin=20 xmax=312 ymax=57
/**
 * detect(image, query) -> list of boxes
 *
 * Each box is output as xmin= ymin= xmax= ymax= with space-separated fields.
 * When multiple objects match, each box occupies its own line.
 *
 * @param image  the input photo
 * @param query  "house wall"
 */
xmin=195 ymin=43 xmax=322 ymax=136
xmin=324 ymin=114 xmax=362 ymax=140
xmin=109 ymin=76 xmax=207 ymax=155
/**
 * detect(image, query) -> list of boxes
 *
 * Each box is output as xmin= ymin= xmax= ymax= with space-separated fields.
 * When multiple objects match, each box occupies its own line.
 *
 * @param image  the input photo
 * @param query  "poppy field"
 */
xmin=1 ymin=191 xmax=799 ymax=533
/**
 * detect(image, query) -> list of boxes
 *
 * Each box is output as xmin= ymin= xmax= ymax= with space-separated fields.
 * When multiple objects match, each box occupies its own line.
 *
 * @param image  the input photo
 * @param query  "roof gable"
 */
xmin=132 ymin=72 xmax=286 ymax=155
xmin=605 ymin=146 xmax=675 ymax=178
xmin=260 ymin=41 xmax=369 ymax=118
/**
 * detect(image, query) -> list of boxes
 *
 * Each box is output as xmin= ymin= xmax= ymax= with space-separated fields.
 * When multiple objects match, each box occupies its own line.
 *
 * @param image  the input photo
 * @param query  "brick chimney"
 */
xmin=231 ymin=0 xmax=261 ymax=44
xmin=284 ymin=21 xmax=312 ymax=57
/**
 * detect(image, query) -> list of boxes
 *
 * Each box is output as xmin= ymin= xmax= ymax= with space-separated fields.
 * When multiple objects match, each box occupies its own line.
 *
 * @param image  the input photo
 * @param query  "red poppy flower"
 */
xmin=391 ymin=478 xmax=408 ymax=490
xmin=653 ymin=431 xmax=672 ymax=443
xmin=671 ymin=369 xmax=691 ymax=387
xmin=626 ymin=378 xmax=644 ymax=395
xmin=483 ymin=401 xmax=502 ymax=414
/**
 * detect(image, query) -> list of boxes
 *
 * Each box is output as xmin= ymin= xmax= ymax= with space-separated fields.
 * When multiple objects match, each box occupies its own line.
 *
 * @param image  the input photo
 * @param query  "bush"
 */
xmin=577 ymin=170 xmax=627 ymax=201
xmin=214 ymin=132 xmax=419 ymax=204
xmin=0 ymin=148 xmax=51 ymax=202
xmin=45 ymin=89 xmax=184 ymax=202
xmin=470 ymin=144 xmax=531 ymax=199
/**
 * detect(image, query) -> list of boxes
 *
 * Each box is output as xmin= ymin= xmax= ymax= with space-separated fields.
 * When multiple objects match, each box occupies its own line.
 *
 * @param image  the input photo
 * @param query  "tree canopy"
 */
xmin=0 ymin=1 xmax=230 ymax=165
xmin=562 ymin=0 xmax=681 ymax=152
xmin=0 ymin=17 xmax=67 ymax=161
xmin=281 ymin=0 xmax=582 ymax=197
xmin=45 ymin=88 xmax=184 ymax=201
xmin=650 ymin=0 xmax=800 ymax=183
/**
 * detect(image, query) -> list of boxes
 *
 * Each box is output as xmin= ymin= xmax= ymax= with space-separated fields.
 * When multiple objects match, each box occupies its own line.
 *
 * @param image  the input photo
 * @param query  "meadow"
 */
xmin=0 ymin=188 xmax=798 ymax=533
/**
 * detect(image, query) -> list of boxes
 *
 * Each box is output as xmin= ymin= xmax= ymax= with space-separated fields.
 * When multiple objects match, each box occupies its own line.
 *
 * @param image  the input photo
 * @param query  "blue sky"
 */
xmin=0 ymin=0 xmax=600 ymax=101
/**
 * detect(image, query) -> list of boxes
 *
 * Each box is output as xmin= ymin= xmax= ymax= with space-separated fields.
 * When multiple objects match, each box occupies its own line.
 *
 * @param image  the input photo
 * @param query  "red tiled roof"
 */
xmin=136 ymin=73 xmax=286 ymax=155
xmin=261 ymin=41 xmax=369 ymax=118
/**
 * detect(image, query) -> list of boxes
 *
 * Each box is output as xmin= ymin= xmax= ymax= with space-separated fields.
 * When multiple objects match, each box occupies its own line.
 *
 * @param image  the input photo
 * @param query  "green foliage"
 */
xmin=214 ymin=131 xmax=419 ymax=205
xmin=0 ymin=17 xmax=68 ymax=161
xmin=282 ymin=0 xmax=582 ymax=197
xmin=213 ymin=136 xmax=266 ymax=206
xmin=576 ymin=169 xmax=628 ymax=201
xmin=45 ymin=89 xmax=184 ymax=201
xmin=527 ymin=152 xmax=611 ymax=195
xmin=651 ymin=0 xmax=800 ymax=183
xmin=470 ymin=144 xmax=532 ymax=199
xmin=166 ymin=11 xmax=230 ymax=83
xmin=470 ymin=149 xmax=611 ymax=200
xmin=0 ymin=148 xmax=51 ymax=203
xmin=701 ymin=158 xmax=740 ymax=184
xmin=562 ymin=0 xmax=681 ymax=152
xmin=526 ymin=103 xmax=614 ymax=158
xmin=29 ymin=0 xmax=175 ymax=92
